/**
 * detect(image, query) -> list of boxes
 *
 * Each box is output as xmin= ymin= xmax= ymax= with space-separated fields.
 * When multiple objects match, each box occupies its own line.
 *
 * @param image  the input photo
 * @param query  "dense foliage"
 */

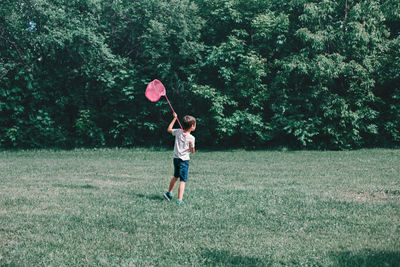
xmin=1 ymin=0 xmax=399 ymax=149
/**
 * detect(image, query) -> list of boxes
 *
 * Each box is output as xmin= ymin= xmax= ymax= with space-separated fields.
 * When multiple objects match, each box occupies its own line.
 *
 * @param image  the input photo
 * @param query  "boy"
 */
xmin=163 ymin=112 xmax=196 ymax=204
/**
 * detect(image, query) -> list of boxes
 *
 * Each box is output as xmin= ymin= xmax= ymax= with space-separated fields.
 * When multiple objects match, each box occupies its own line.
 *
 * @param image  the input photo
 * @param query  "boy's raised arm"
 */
xmin=167 ymin=112 xmax=178 ymax=133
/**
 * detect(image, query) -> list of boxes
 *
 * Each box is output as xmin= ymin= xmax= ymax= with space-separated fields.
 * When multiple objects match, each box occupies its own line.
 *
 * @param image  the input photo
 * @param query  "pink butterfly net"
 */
xmin=145 ymin=79 xmax=183 ymax=129
xmin=145 ymin=79 xmax=166 ymax=102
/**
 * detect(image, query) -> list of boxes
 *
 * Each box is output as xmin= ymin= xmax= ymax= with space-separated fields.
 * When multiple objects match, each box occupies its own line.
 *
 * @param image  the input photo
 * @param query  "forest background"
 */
xmin=1 ymin=0 xmax=399 ymax=150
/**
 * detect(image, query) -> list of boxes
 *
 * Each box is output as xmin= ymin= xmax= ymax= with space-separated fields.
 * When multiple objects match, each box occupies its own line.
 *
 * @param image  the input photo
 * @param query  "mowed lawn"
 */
xmin=1 ymin=149 xmax=399 ymax=266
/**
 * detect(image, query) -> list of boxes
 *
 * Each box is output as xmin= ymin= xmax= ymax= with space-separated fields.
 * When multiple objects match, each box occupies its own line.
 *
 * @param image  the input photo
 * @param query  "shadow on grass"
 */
xmin=201 ymin=249 xmax=269 ymax=266
xmin=53 ymin=183 xmax=98 ymax=190
xmin=133 ymin=193 xmax=164 ymax=201
xmin=1 ymin=263 xmax=21 ymax=267
xmin=331 ymin=249 xmax=400 ymax=266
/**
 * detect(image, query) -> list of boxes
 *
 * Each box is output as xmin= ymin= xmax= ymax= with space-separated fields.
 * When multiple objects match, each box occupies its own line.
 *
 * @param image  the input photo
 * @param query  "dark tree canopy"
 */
xmin=1 ymin=0 xmax=399 ymax=149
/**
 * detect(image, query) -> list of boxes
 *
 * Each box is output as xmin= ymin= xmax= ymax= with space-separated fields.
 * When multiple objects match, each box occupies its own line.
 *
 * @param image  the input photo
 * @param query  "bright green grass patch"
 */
xmin=1 ymin=149 xmax=400 ymax=266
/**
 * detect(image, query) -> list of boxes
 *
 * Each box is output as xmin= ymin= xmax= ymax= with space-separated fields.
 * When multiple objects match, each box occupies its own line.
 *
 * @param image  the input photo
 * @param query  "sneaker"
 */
xmin=163 ymin=192 xmax=172 ymax=201
xmin=176 ymin=199 xmax=183 ymax=205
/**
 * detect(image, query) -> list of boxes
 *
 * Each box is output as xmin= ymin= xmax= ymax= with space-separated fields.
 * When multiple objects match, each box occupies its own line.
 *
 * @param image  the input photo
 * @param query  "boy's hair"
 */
xmin=182 ymin=115 xmax=196 ymax=130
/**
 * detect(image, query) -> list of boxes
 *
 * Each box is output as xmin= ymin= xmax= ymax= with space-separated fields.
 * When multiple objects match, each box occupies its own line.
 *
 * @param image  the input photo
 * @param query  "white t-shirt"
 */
xmin=171 ymin=129 xmax=195 ymax=161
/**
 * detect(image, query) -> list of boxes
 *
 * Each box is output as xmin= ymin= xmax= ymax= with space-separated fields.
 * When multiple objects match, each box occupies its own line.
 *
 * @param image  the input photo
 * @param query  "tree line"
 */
xmin=1 ymin=0 xmax=399 ymax=149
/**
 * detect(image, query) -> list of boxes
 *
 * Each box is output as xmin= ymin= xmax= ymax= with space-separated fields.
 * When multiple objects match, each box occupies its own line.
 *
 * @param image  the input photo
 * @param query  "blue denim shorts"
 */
xmin=173 ymin=158 xmax=190 ymax=182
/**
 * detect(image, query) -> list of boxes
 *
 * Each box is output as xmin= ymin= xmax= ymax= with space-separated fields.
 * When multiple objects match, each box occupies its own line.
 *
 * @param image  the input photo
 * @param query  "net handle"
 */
xmin=164 ymin=95 xmax=183 ymax=130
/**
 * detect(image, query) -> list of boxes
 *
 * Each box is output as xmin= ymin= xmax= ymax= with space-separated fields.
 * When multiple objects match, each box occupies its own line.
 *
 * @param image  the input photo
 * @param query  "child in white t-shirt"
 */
xmin=164 ymin=112 xmax=196 ymax=204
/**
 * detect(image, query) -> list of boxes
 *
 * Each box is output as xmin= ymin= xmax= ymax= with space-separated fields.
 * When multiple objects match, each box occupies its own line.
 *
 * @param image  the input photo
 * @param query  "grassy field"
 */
xmin=1 ymin=148 xmax=399 ymax=266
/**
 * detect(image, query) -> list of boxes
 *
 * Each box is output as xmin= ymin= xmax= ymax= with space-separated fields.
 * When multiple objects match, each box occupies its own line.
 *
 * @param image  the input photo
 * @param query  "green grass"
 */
xmin=1 ymin=148 xmax=400 ymax=266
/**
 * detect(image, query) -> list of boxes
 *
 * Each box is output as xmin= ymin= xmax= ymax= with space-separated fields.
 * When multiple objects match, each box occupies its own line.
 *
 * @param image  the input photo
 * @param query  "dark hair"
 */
xmin=182 ymin=115 xmax=196 ymax=130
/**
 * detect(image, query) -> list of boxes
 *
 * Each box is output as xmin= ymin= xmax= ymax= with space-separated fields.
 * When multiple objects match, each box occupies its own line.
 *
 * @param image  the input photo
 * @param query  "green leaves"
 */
xmin=0 ymin=0 xmax=398 ymax=149
xmin=252 ymin=11 xmax=289 ymax=56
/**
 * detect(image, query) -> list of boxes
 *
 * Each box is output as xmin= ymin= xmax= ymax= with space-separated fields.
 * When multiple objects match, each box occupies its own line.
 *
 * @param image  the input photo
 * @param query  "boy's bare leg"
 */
xmin=169 ymin=177 xmax=179 ymax=193
xmin=178 ymin=181 xmax=186 ymax=200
